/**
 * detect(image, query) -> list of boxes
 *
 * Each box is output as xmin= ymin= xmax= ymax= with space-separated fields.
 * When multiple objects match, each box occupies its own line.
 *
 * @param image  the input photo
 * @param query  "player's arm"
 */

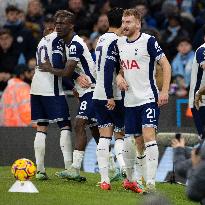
xmin=193 ymin=47 xmax=205 ymax=109
xmin=194 ymin=86 xmax=205 ymax=109
xmin=158 ymin=56 xmax=171 ymax=106
xmin=148 ymin=36 xmax=171 ymax=106
xmin=196 ymin=47 xmax=205 ymax=70
xmin=39 ymin=39 xmax=90 ymax=87
xmin=104 ymin=41 xmax=119 ymax=110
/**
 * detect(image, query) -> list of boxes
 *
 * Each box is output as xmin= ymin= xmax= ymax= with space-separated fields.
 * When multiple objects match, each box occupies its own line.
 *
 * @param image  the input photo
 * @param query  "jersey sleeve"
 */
xmin=104 ymin=40 xmax=119 ymax=99
xmin=147 ymin=36 xmax=165 ymax=61
xmin=196 ymin=47 xmax=205 ymax=67
xmin=68 ymin=41 xmax=84 ymax=62
xmin=52 ymin=37 xmax=65 ymax=69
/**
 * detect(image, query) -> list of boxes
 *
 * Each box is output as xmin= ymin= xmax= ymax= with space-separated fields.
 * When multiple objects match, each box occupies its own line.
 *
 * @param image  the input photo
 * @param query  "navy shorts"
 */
xmin=93 ymin=99 xmax=124 ymax=132
xmin=76 ymin=92 xmax=97 ymax=125
xmin=125 ymin=102 xmax=160 ymax=136
xmin=31 ymin=95 xmax=70 ymax=123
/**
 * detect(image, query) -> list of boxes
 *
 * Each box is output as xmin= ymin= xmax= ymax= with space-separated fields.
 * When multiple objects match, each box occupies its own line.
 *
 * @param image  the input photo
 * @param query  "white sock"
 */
xmin=114 ymin=139 xmax=125 ymax=170
xmin=145 ymin=140 xmax=159 ymax=185
xmin=34 ymin=132 xmax=46 ymax=173
xmin=135 ymin=150 xmax=146 ymax=181
xmin=72 ymin=150 xmax=84 ymax=174
xmin=96 ymin=137 xmax=111 ymax=184
xmin=123 ymin=136 xmax=136 ymax=182
xmin=60 ymin=129 xmax=72 ymax=169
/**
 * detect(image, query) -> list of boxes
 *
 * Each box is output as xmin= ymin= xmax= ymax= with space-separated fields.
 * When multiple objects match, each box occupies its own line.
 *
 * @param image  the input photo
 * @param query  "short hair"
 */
xmin=107 ymin=7 xmax=124 ymax=28
xmin=123 ymin=9 xmax=142 ymax=21
xmin=54 ymin=10 xmax=75 ymax=24
xmin=0 ymin=28 xmax=12 ymax=37
xmin=5 ymin=5 xmax=19 ymax=14
xmin=44 ymin=14 xmax=55 ymax=24
xmin=176 ymin=37 xmax=192 ymax=46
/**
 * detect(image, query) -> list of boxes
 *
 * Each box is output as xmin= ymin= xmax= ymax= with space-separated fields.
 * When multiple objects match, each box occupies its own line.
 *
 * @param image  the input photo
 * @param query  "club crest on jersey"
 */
xmin=121 ymin=59 xmax=140 ymax=70
xmin=69 ymin=45 xmax=77 ymax=55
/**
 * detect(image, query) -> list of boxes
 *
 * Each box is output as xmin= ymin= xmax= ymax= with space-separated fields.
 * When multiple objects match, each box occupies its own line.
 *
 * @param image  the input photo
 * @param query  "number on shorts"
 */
xmin=146 ymin=108 xmax=155 ymax=119
xmin=80 ymin=101 xmax=87 ymax=110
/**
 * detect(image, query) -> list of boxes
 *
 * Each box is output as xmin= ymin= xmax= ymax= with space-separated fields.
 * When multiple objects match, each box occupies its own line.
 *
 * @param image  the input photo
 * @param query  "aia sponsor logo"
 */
xmin=121 ymin=59 xmax=140 ymax=70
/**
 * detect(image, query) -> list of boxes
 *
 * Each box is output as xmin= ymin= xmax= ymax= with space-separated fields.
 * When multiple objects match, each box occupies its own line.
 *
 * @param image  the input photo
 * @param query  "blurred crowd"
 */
xmin=0 ymin=0 xmax=205 ymax=95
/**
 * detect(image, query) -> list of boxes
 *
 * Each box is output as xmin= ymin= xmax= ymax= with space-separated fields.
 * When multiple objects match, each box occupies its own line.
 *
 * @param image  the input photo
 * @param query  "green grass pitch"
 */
xmin=0 ymin=167 xmax=198 ymax=205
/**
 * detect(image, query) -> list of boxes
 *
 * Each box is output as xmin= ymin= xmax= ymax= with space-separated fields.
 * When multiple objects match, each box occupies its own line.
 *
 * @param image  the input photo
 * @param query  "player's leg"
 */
xmin=135 ymin=136 xmax=146 ymax=188
xmin=89 ymin=124 xmax=100 ymax=145
xmin=142 ymin=102 xmax=160 ymax=193
xmin=57 ymin=120 xmax=72 ymax=170
xmin=31 ymin=95 xmax=49 ymax=180
xmin=197 ymin=106 xmax=205 ymax=138
xmin=123 ymin=106 xmax=142 ymax=193
xmin=70 ymin=117 xmax=89 ymax=178
xmin=111 ymin=100 xmax=126 ymax=182
xmin=35 ymin=123 xmax=49 ymax=180
xmin=57 ymin=92 xmax=93 ymax=181
xmin=42 ymin=95 xmax=73 ymax=177
xmin=93 ymin=99 xmax=113 ymax=190
xmin=191 ymin=107 xmax=204 ymax=138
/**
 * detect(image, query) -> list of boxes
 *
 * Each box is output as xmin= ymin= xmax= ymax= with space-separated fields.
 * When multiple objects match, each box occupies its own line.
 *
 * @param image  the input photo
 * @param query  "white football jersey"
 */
xmin=30 ymin=32 xmax=65 ymax=96
xmin=65 ymin=34 xmax=96 ymax=97
xmin=189 ymin=43 xmax=205 ymax=108
xmin=93 ymin=32 xmax=122 ymax=100
xmin=117 ymin=33 xmax=165 ymax=107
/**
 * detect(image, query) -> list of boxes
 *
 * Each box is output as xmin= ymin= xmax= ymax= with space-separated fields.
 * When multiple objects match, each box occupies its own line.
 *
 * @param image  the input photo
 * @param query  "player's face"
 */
xmin=55 ymin=16 xmax=74 ymax=38
xmin=122 ymin=15 xmax=141 ymax=37
xmin=43 ymin=22 xmax=55 ymax=36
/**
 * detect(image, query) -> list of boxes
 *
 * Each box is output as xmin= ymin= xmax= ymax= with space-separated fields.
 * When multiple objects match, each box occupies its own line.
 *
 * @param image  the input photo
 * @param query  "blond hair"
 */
xmin=123 ymin=9 xmax=142 ymax=21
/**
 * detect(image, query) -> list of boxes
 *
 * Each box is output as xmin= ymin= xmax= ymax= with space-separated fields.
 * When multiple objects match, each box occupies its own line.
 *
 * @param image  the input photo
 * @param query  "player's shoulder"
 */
xmin=69 ymin=34 xmax=85 ymax=49
xmin=72 ymin=34 xmax=84 ymax=45
xmin=196 ymin=43 xmax=205 ymax=53
xmin=117 ymin=36 xmax=126 ymax=45
xmin=98 ymin=32 xmax=118 ymax=47
xmin=44 ymin=32 xmax=64 ymax=46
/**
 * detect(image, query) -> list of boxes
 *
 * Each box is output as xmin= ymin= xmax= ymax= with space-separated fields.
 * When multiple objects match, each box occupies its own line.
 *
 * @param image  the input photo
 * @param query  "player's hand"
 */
xmin=39 ymin=59 xmax=53 ymax=73
xmin=72 ymin=88 xmax=79 ymax=99
xmin=76 ymin=75 xmax=91 ymax=88
xmin=191 ymin=148 xmax=201 ymax=168
xmin=106 ymin=98 xmax=115 ymax=110
xmin=195 ymin=92 xmax=202 ymax=110
xmin=116 ymin=74 xmax=128 ymax=91
xmin=171 ymin=138 xmax=185 ymax=148
xmin=158 ymin=91 xmax=169 ymax=107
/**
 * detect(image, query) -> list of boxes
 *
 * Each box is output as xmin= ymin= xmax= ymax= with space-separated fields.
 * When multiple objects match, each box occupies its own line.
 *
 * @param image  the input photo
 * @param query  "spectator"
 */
xmin=133 ymin=0 xmax=157 ymax=29
xmin=172 ymin=138 xmax=205 ymax=204
xmin=0 ymin=28 xmax=19 ymax=91
xmin=161 ymin=12 xmax=189 ymax=61
xmin=25 ymin=0 xmax=44 ymax=41
xmin=186 ymin=141 xmax=205 ymax=204
xmin=163 ymin=0 xmax=193 ymax=14
xmin=41 ymin=0 xmax=67 ymax=15
xmin=3 ymin=5 xmax=37 ymax=62
xmin=90 ymin=14 xmax=109 ymax=42
xmin=67 ymin=0 xmax=93 ymax=32
xmin=172 ymin=37 xmax=195 ymax=97
xmin=0 ymin=0 xmax=29 ymax=26
xmin=0 ymin=64 xmax=34 ymax=127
